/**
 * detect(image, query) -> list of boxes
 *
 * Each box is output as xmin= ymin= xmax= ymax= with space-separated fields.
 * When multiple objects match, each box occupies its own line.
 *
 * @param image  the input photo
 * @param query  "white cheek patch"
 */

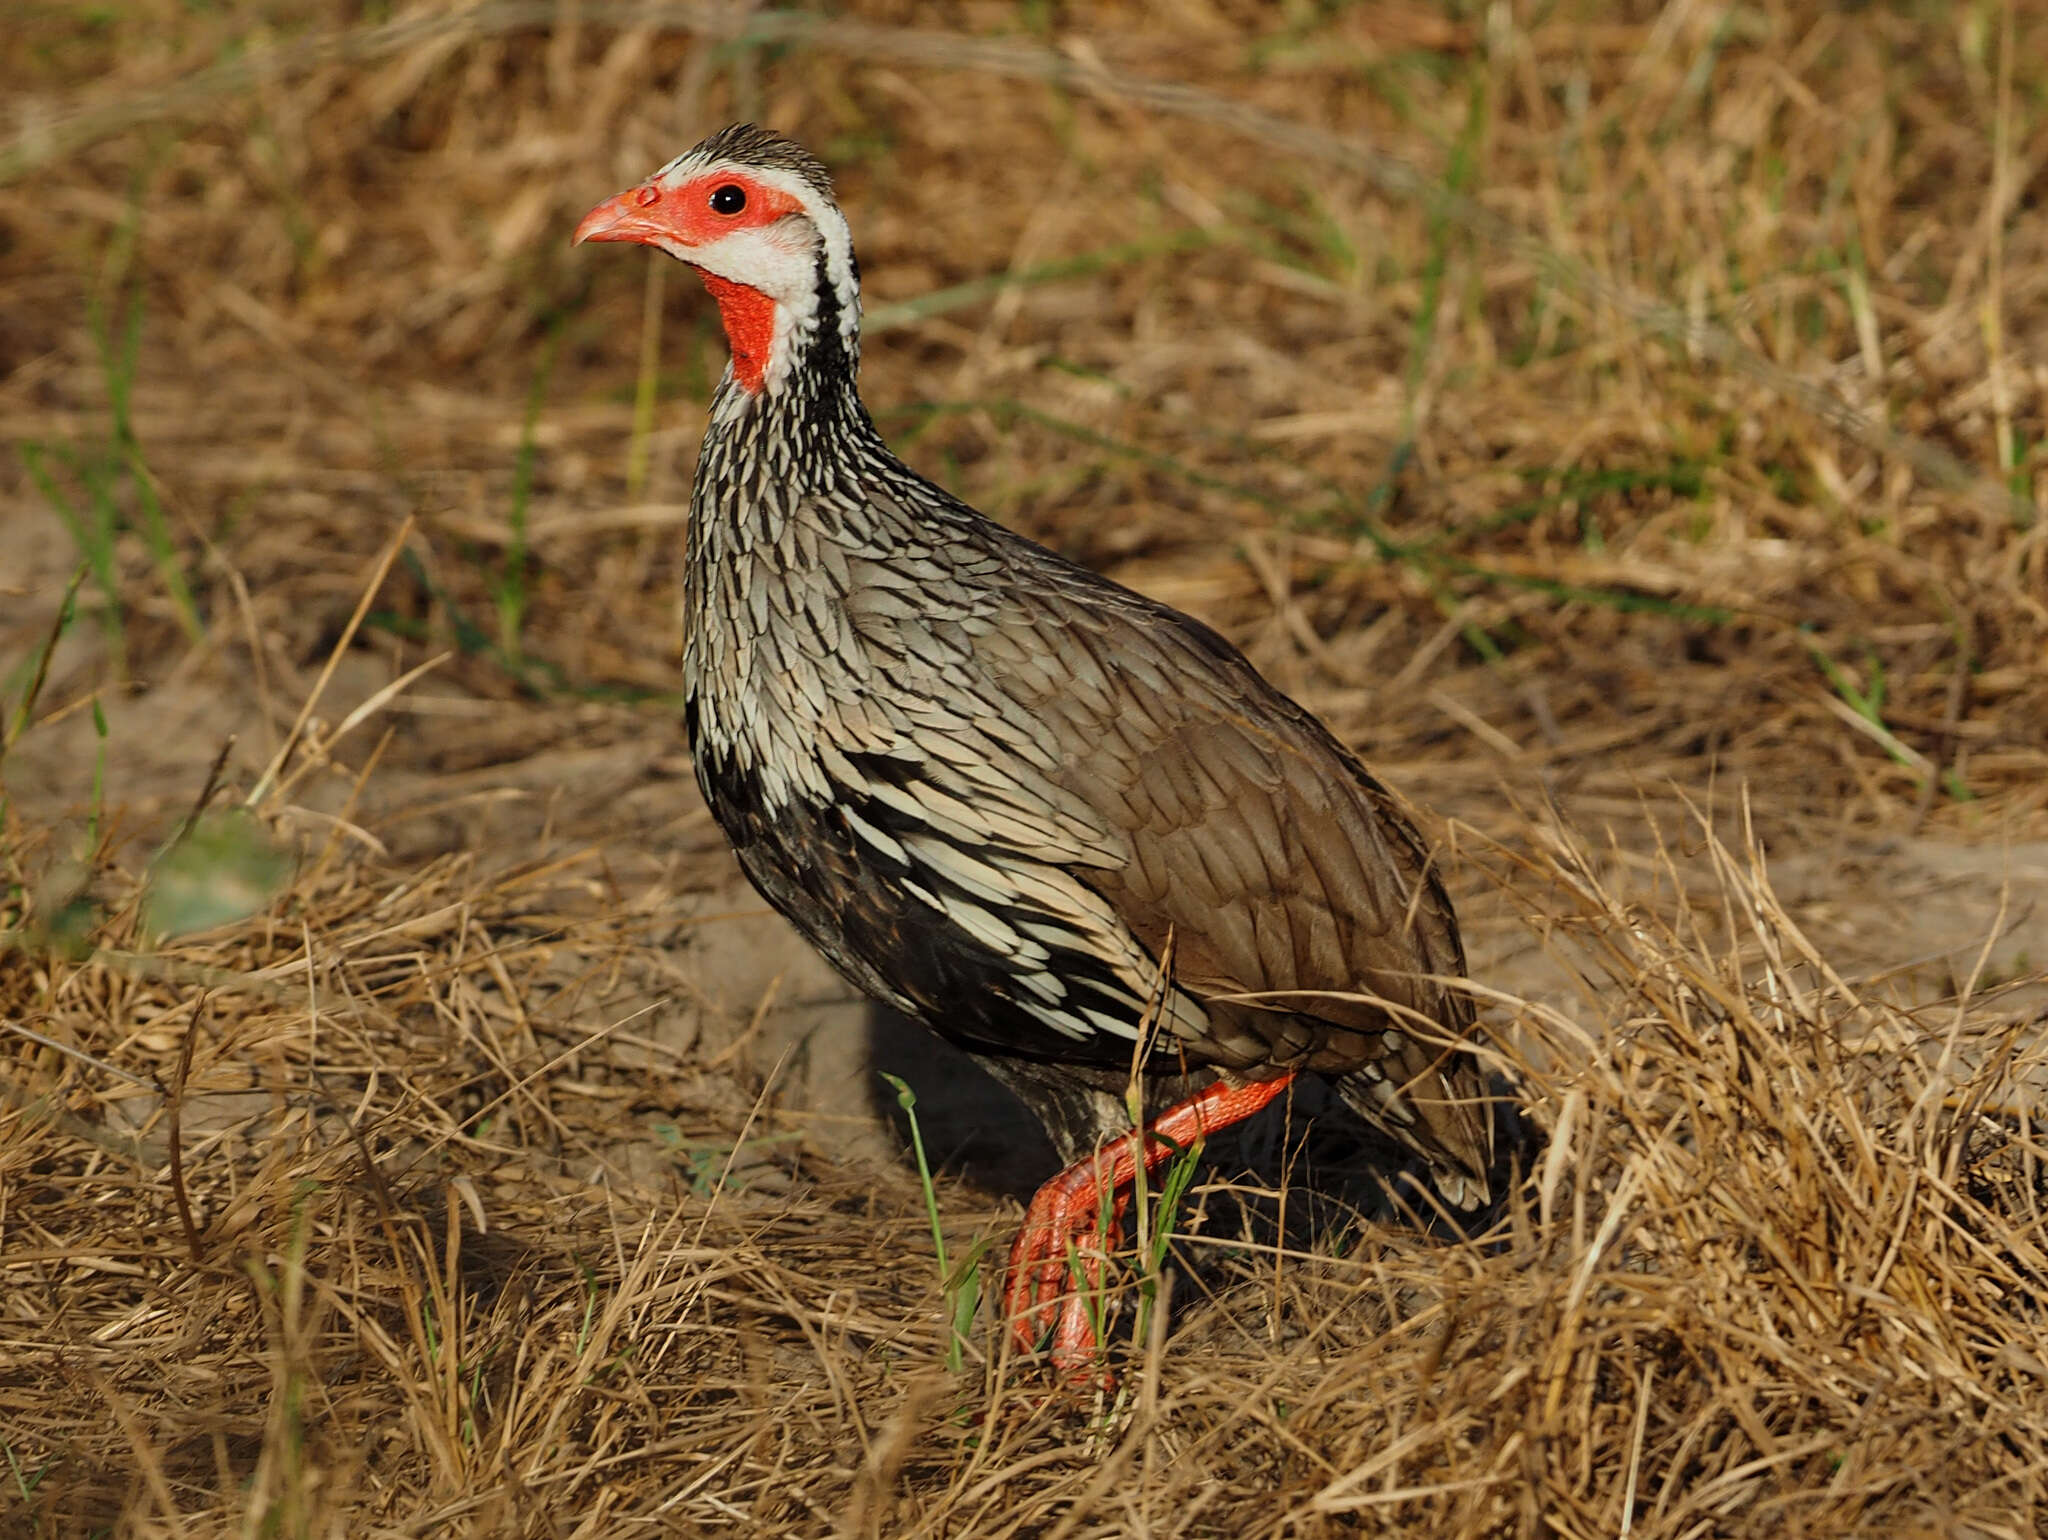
xmin=680 ymin=220 xmax=820 ymax=307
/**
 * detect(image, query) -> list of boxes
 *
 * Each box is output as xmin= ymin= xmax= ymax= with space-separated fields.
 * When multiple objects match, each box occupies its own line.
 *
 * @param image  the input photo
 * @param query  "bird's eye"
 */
xmin=709 ymin=184 xmax=747 ymax=215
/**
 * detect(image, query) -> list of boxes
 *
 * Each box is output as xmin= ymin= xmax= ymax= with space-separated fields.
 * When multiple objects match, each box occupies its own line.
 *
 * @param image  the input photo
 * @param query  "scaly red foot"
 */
xmin=1002 ymin=1072 xmax=1298 ymax=1379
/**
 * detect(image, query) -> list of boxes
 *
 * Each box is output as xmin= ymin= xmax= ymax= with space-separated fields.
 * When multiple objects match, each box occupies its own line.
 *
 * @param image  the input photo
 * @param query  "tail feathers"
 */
xmin=1424 ymin=1164 xmax=1492 ymax=1211
xmin=1334 ymin=1033 xmax=1494 ymax=1209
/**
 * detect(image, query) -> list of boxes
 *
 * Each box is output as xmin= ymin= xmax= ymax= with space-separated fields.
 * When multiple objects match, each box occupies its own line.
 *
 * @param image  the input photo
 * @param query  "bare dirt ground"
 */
xmin=3 ymin=3 xmax=2047 ymax=1535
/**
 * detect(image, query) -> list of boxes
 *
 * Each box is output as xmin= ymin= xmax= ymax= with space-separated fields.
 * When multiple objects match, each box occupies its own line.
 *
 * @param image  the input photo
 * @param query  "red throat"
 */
xmin=695 ymin=270 xmax=777 ymax=394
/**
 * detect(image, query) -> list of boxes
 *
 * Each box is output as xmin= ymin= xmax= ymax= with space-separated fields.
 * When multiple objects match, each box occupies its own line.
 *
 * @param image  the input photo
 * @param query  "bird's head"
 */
xmin=575 ymin=124 xmax=859 ymax=398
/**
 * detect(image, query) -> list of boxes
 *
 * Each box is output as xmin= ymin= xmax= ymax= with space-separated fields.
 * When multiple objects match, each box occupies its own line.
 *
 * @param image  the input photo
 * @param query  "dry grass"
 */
xmin=4 ymin=1 xmax=2048 ymax=1534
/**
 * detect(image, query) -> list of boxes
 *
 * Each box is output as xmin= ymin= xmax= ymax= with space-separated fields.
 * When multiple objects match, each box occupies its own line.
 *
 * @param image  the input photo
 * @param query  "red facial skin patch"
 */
xmin=573 ymin=171 xmax=809 ymax=396
xmin=696 ymin=270 xmax=778 ymax=394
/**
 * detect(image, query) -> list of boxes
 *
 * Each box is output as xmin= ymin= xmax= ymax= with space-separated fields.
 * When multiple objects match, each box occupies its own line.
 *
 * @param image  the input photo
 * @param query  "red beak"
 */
xmin=573 ymin=184 xmax=668 ymax=248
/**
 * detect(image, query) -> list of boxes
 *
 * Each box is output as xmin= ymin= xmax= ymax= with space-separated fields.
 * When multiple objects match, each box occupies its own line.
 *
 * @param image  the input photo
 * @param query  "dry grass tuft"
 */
xmin=3 ymin=1 xmax=2046 ymax=1534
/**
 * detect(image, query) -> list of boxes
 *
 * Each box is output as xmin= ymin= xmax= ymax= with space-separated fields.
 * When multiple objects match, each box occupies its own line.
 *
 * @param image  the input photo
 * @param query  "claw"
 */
xmin=999 ymin=1072 xmax=1299 ymax=1379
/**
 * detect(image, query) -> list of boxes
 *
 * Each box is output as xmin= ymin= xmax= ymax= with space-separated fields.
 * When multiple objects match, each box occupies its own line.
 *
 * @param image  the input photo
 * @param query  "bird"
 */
xmin=574 ymin=123 xmax=1494 ymax=1377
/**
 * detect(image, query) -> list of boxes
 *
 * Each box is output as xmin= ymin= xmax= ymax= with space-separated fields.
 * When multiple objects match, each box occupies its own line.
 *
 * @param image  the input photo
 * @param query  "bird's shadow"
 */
xmin=859 ymin=1004 xmax=1502 ymax=1262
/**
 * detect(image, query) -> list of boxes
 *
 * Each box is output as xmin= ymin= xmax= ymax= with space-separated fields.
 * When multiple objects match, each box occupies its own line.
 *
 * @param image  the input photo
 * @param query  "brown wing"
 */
xmin=1005 ymin=586 xmax=1493 ymax=1192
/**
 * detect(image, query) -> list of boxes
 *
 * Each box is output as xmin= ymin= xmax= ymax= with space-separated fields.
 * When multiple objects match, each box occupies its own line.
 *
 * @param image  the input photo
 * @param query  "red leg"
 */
xmin=1003 ymin=1072 xmax=1298 ymax=1378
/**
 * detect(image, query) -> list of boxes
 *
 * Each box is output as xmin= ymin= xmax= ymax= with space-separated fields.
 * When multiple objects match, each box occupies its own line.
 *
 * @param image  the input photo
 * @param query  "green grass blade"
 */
xmin=496 ymin=327 xmax=561 ymax=660
xmin=880 ymin=1071 xmax=972 ymax=1369
xmin=97 ymin=276 xmax=202 ymax=643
